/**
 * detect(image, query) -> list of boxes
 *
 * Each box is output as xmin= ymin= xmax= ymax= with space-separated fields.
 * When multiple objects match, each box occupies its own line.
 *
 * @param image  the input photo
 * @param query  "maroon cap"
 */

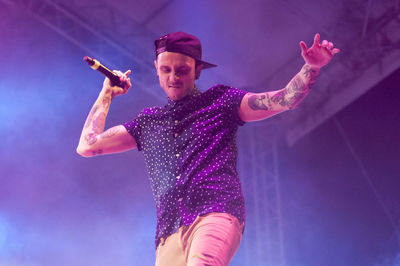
xmin=155 ymin=31 xmax=217 ymax=69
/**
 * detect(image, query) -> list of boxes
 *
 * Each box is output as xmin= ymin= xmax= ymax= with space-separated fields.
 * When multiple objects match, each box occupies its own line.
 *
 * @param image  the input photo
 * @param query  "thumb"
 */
xmin=300 ymin=41 xmax=308 ymax=56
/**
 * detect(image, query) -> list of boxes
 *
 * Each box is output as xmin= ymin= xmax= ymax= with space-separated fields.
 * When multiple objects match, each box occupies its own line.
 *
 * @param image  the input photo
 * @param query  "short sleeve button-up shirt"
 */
xmin=123 ymin=84 xmax=247 ymax=248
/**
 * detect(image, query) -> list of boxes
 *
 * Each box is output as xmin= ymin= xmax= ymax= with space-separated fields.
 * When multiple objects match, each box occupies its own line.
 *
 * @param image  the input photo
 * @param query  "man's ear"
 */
xmin=195 ymin=64 xmax=203 ymax=79
xmin=154 ymin=60 xmax=159 ymax=76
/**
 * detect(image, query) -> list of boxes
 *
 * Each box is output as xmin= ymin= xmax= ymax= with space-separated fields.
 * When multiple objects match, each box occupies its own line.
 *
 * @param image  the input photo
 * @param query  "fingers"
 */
xmin=313 ymin=33 xmax=320 ymax=47
xmin=299 ymin=41 xmax=308 ymax=55
xmin=113 ymin=69 xmax=132 ymax=86
xmin=120 ymin=71 xmax=128 ymax=83
xmin=125 ymin=77 xmax=132 ymax=90
xmin=321 ymin=40 xmax=334 ymax=49
xmin=332 ymin=48 xmax=340 ymax=55
xmin=124 ymin=70 xmax=132 ymax=90
xmin=322 ymin=40 xmax=340 ymax=54
xmin=313 ymin=34 xmax=340 ymax=55
xmin=113 ymin=69 xmax=131 ymax=78
xmin=108 ymin=70 xmax=132 ymax=95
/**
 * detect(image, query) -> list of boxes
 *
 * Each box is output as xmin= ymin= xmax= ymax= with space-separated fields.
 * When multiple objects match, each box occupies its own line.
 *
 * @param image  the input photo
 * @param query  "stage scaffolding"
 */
xmin=4 ymin=0 xmax=400 ymax=264
xmin=238 ymin=124 xmax=286 ymax=266
xmin=3 ymin=0 xmax=162 ymax=100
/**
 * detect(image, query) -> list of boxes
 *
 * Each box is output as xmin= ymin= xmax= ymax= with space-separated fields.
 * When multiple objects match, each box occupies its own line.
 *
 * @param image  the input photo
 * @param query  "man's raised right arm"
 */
xmin=76 ymin=70 xmax=137 ymax=157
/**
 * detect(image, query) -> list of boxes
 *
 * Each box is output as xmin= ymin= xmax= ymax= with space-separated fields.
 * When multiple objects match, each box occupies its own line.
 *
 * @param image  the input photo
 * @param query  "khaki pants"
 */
xmin=155 ymin=212 xmax=244 ymax=266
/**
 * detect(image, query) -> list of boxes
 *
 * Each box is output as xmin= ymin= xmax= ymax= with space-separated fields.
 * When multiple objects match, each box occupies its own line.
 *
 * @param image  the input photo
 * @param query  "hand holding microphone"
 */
xmin=83 ymin=56 xmax=132 ymax=97
xmin=104 ymin=69 xmax=132 ymax=98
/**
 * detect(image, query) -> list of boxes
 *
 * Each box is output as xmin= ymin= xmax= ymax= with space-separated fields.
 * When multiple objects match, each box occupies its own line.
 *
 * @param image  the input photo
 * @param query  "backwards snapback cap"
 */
xmin=155 ymin=31 xmax=217 ymax=69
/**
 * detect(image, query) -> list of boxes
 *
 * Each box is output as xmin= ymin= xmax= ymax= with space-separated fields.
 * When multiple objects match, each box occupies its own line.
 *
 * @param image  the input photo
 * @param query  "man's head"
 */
xmin=154 ymin=32 xmax=216 ymax=101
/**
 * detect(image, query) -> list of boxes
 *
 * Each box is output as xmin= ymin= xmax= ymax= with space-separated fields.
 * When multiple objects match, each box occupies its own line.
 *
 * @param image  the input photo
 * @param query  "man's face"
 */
xmin=154 ymin=51 xmax=199 ymax=101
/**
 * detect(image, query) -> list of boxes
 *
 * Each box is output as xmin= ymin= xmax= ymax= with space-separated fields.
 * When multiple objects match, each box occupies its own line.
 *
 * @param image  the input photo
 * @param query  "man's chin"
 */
xmin=168 ymin=91 xmax=187 ymax=101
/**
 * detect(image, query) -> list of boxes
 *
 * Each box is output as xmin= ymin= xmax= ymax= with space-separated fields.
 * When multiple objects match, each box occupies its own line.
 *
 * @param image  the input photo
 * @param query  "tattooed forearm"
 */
xmin=92 ymin=112 xmax=106 ymax=134
xmin=271 ymin=76 xmax=308 ymax=107
xmin=303 ymin=64 xmax=318 ymax=85
xmin=248 ymin=94 xmax=271 ymax=110
xmin=275 ymin=64 xmax=320 ymax=109
xmin=102 ymin=89 xmax=111 ymax=109
xmin=84 ymin=105 xmax=99 ymax=128
xmin=78 ymin=89 xmax=113 ymax=152
xmin=289 ymin=76 xmax=305 ymax=92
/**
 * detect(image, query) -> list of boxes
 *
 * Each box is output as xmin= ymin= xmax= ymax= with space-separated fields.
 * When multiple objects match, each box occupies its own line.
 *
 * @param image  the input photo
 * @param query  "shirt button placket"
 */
xmin=173 ymin=117 xmax=180 ymax=183
xmin=174 ymin=120 xmax=179 ymax=138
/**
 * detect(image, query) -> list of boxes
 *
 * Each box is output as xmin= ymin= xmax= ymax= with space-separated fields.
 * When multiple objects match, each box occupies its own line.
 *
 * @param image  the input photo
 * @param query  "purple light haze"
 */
xmin=1 ymin=1 xmax=399 ymax=266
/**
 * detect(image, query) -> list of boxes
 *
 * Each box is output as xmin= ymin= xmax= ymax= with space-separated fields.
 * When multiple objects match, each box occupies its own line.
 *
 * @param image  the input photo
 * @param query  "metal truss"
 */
xmin=4 ymin=0 xmax=398 ymax=261
xmin=285 ymin=0 xmax=400 ymax=145
xmin=238 ymin=126 xmax=286 ymax=266
xmin=1 ymin=2 xmax=287 ymax=264
xmin=263 ymin=0 xmax=400 ymax=146
xmin=6 ymin=0 xmax=399 ymax=140
xmin=3 ymin=0 xmax=163 ymax=99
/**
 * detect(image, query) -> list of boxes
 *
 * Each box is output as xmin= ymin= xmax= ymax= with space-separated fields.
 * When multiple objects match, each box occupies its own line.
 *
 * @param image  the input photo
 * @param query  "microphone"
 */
xmin=83 ymin=56 xmax=126 ymax=88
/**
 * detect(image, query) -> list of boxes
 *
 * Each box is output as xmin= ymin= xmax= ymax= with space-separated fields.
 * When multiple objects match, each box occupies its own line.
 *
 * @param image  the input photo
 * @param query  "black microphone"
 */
xmin=83 ymin=56 xmax=126 ymax=88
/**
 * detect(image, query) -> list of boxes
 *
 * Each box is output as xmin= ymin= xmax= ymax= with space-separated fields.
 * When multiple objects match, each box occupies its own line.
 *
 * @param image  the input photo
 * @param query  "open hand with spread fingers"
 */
xmin=300 ymin=33 xmax=340 ymax=69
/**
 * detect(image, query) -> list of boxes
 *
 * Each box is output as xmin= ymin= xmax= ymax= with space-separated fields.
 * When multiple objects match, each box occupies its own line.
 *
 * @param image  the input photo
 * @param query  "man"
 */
xmin=77 ymin=32 xmax=339 ymax=265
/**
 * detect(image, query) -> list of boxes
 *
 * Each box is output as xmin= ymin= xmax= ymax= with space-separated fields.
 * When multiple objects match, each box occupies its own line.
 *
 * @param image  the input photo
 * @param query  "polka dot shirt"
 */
xmin=123 ymin=84 xmax=247 ymax=248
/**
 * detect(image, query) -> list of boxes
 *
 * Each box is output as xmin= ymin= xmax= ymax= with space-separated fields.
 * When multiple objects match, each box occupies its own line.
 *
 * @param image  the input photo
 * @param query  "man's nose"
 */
xmin=170 ymin=71 xmax=180 ymax=80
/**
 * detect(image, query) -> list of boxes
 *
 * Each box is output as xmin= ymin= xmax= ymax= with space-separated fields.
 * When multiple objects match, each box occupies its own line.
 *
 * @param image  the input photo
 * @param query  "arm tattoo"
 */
xmin=84 ymin=105 xmax=99 ymax=128
xmin=248 ymin=94 xmax=270 ymax=110
xmin=84 ymin=133 xmax=97 ymax=145
xmin=92 ymin=112 xmax=106 ymax=133
xmin=270 ymin=90 xmax=288 ymax=106
xmin=86 ymin=90 xmax=111 ymax=129
xmin=100 ymin=127 xmax=119 ymax=139
xmin=273 ymin=65 xmax=319 ymax=109
xmin=289 ymin=76 xmax=306 ymax=92
xmin=92 ymin=149 xmax=103 ymax=156
xmin=271 ymin=76 xmax=306 ymax=107
xmin=303 ymin=65 xmax=318 ymax=86
xmin=102 ymin=89 xmax=111 ymax=109
xmin=79 ymin=91 xmax=112 ymax=152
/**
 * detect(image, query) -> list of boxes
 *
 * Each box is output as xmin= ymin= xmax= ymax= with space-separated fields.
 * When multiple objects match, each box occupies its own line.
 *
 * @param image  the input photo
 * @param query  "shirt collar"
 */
xmin=165 ymin=86 xmax=201 ymax=110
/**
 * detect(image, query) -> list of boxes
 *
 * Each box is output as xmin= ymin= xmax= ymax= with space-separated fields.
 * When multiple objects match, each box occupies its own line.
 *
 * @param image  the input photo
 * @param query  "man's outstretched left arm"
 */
xmin=239 ymin=33 xmax=340 ymax=122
